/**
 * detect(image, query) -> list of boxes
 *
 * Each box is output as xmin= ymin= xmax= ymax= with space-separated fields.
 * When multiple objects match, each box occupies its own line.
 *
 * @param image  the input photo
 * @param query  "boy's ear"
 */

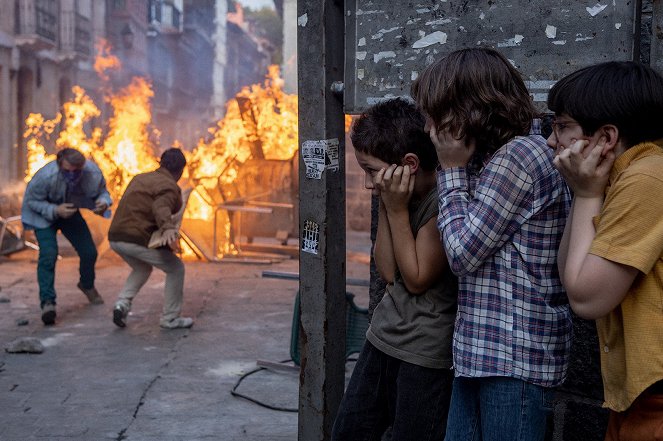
xmin=402 ymin=153 xmax=419 ymax=173
xmin=596 ymin=124 xmax=620 ymax=155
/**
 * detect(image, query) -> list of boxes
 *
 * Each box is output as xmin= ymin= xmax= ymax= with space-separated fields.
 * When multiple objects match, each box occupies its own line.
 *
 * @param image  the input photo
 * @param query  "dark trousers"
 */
xmin=332 ymin=341 xmax=453 ymax=441
xmin=33 ymin=211 xmax=97 ymax=307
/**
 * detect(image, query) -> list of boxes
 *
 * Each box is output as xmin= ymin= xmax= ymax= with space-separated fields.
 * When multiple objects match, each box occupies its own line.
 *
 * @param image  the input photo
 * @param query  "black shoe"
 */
xmin=41 ymin=303 xmax=56 ymax=326
xmin=77 ymin=282 xmax=104 ymax=305
xmin=113 ymin=306 xmax=127 ymax=328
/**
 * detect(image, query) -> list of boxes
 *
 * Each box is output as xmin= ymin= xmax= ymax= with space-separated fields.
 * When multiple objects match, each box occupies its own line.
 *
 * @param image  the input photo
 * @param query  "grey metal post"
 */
xmin=297 ymin=0 xmax=346 ymax=440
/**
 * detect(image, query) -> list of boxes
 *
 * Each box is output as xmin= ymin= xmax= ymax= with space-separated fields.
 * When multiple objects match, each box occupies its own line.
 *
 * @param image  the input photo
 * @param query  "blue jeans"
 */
xmin=332 ymin=341 xmax=453 ymax=441
xmin=444 ymin=376 xmax=554 ymax=441
xmin=33 ymin=211 xmax=97 ymax=307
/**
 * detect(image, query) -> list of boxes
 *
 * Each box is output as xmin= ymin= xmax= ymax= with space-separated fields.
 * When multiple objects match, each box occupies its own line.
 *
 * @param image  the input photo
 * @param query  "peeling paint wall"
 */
xmin=345 ymin=0 xmax=639 ymax=113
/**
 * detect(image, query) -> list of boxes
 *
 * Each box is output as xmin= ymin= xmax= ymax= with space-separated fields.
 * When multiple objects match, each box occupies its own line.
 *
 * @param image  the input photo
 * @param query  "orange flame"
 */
xmin=24 ymin=42 xmax=299 ymax=260
xmin=93 ymin=39 xmax=121 ymax=82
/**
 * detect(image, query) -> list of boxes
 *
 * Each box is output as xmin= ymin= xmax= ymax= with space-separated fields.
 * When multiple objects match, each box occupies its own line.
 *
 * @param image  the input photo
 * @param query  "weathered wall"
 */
xmin=344 ymin=0 xmax=640 ymax=114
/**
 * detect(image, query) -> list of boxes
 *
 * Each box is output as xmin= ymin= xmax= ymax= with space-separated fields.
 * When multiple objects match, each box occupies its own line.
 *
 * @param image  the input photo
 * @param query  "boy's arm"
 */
xmin=555 ymin=138 xmax=639 ymax=319
xmin=389 ymin=215 xmax=447 ymax=294
xmin=437 ymin=141 xmax=556 ymax=276
xmin=374 ymin=199 xmax=397 ymax=283
xmin=380 ymin=165 xmax=446 ymax=294
xmin=561 ymin=196 xmax=638 ymax=319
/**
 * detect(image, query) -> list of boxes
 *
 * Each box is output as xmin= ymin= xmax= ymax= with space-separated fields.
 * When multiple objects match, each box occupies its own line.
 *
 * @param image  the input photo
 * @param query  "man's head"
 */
xmin=56 ymin=148 xmax=86 ymax=183
xmin=411 ymin=47 xmax=536 ymax=155
xmin=351 ymin=98 xmax=437 ymax=192
xmin=547 ymin=61 xmax=663 ymax=151
xmin=159 ymin=148 xmax=187 ymax=180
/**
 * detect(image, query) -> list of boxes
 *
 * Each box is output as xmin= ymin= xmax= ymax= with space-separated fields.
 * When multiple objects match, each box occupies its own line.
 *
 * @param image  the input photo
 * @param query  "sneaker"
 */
xmin=159 ymin=317 xmax=194 ymax=329
xmin=113 ymin=306 xmax=128 ymax=328
xmin=77 ymin=282 xmax=104 ymax=305
xmin=41 ymin=303 xmax=56 ymax=326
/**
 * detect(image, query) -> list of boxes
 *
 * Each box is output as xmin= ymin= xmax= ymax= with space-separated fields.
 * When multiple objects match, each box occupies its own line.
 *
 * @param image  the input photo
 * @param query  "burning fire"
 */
xmin=23 ymin=40 xmax=298 ymax=259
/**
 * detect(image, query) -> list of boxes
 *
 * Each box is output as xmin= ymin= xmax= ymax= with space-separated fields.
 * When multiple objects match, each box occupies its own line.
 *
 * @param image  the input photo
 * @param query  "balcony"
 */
xmin=60 ymin=11 xmax=92 ymax=58
xmin=14 ymin=0 xmax=58 ymax=50
xmin=74 ymin=14 xmax=92 ymax=56
xmin=148 ymin=0 xmax=182 ymax=35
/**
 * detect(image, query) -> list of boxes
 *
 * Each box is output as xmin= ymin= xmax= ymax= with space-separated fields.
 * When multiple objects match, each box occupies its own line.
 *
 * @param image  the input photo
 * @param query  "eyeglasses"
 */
xmin=551 ymin=119 xmax=581 ymax=138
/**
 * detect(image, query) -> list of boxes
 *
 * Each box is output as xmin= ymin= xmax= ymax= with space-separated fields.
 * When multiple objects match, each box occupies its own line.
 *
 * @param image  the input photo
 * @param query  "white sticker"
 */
xmin=302 ymin=140 xmax=326 ymax=179
xmin=301 ymin=220 xmax=320 ymax=255
xmin=302 ymin=139 xmax=340 ymax=179
xmin=325 ymin=138 xmax=340 ymax=172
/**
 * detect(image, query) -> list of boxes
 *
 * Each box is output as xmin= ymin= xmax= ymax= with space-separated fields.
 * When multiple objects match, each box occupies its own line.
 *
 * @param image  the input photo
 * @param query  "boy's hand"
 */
xmin=553 ymin=138 xmax=615 ymax=198
xmin=429 ymin=126 xmax=476 ymax=168
xmin=376 ymin=164 xmax=414 ymax=213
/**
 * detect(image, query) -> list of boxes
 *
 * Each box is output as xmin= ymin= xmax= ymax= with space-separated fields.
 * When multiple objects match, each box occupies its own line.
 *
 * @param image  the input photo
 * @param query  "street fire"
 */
xmin=23 ymin=41 xmax=298 ymax=260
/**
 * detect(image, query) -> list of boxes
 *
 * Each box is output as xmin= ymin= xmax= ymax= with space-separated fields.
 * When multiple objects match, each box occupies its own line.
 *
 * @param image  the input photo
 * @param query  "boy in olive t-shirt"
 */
xmin=331 ymin=98 xmax=457 ymax=441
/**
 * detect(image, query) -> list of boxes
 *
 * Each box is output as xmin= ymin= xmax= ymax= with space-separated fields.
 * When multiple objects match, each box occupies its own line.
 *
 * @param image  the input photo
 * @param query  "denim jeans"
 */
xmin=332 ymin=341 xmax=453 ymax=441
xmin=109 ymin=241 xmax=185 ymax=322
xmin=444 ymin=376 xmax=554 ymax=441
xmin=33 ymin=211 xmax=97 ymax=307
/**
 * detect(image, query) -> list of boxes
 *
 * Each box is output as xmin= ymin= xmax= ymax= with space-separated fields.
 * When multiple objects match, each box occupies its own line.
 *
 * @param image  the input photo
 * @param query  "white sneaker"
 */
xmin=160 ymin=317 xmax=194 ymax=329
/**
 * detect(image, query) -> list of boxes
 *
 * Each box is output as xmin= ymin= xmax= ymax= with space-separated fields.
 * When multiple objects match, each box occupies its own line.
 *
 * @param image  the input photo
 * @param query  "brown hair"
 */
xmin=351 ymin=98 xmax=438 ymax=171
xmin=56 ymin=148 xmax=86 ymax=168
xmin=412 ymin=48 xmax=537 ymax=162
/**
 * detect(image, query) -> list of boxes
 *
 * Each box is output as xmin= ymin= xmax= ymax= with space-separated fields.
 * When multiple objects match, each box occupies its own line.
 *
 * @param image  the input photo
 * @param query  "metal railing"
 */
xmin=148 ymin=0 xmax=182 ymax=33
xmin=14 ymin=0 xmax=58 ymax=44
xmin=74 ymin=13 xmax=91 ymax=55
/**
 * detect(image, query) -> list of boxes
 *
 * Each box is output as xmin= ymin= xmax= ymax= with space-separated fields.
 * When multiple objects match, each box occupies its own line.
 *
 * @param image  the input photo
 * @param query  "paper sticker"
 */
xmin=302 ymin=139 xmax=340 ymax=179
xmin=302 ymin=140 xmax=327 ymax=179
xmin=301 ymin=220 xmax=320 ymax=255
xmin=325 ymin=138 xmax=339 ymax=172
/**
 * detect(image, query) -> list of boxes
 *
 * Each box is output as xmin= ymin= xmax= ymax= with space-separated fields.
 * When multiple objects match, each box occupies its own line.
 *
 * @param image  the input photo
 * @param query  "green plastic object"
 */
xmin=290 ymin=291 xmax=369 ymax=366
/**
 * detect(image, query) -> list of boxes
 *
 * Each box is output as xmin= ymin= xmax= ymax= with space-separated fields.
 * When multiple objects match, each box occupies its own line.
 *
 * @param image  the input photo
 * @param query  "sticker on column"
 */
xmin=301 ymin=220 xmax=320 ymax=255
xmin=302 ymin=138 xmax=340 ymax=178
xmin=302 ymin=140 xmax=327 ymax=179
xmin=325 ymin=138 xmax=339 ymax=172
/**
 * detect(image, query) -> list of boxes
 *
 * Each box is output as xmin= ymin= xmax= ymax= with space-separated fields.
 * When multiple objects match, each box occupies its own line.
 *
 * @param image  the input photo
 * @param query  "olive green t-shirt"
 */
xmin=366 ymin=188 xmax=458 ymax=369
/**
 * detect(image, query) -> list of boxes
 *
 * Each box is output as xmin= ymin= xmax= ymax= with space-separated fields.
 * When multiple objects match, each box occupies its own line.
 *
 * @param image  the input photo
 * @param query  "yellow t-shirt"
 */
xmin=590 ymin=142 xmax=663 ymax=412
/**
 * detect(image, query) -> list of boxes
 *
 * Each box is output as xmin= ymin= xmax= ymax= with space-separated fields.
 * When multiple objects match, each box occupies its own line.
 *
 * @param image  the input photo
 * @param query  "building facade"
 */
xmin=0 ymin=0 xmax=271 ymax=211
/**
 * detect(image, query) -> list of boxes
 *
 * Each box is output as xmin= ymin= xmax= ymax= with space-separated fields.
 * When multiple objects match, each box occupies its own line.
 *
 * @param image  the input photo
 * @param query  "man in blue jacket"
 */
xmin=22 ymin=148 xmax=112 ymax=325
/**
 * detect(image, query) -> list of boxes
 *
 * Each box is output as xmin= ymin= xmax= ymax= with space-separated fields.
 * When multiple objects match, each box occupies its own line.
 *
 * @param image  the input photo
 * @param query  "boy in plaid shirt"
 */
xmin=412 ymin=47 xmax=572 ymax=440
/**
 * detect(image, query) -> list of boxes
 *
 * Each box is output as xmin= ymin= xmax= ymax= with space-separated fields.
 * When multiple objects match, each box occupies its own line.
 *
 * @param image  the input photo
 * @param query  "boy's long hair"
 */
xmin=547 ymin=61 xmax=663 ymax=148
xmin=351 ymin=98 xmax=438 ymax=171
xmin=411 ymin=48 xmax=536 ymax=168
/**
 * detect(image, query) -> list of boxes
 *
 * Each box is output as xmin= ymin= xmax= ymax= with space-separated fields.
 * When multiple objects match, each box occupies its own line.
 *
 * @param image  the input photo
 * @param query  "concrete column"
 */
xmin=297 ymin=0 xmax=346 ymax=439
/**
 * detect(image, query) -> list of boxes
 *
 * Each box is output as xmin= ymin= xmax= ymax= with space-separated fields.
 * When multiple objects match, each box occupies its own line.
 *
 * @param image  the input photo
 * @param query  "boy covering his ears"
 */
xmin=548 ymin=61 xmax=663 ymax=440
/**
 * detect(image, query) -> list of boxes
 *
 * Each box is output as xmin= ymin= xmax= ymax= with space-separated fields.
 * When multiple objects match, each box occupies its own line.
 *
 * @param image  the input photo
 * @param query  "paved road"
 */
xmin=0 ymin=233 xmax=370 ymax=441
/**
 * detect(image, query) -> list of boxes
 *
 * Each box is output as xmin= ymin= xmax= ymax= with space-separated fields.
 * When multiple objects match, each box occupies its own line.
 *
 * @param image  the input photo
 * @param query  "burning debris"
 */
xmin=23 ymin=41 xmax=299 ymax=261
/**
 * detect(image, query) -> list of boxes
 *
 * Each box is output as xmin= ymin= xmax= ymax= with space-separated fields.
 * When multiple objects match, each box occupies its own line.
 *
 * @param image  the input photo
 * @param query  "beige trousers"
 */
xmin=110 ymin=241 xmax=185 ymax=322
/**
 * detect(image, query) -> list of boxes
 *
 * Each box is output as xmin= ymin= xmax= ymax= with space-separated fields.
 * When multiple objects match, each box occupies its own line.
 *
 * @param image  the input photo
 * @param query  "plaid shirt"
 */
xmin=436 ymin=134 xmax=572 ymax=387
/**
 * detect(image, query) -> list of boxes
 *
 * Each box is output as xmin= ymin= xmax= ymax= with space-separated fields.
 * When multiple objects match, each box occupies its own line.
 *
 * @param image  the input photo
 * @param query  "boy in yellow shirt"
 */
xmin=548 ymin=61 xmax=663 ymax=439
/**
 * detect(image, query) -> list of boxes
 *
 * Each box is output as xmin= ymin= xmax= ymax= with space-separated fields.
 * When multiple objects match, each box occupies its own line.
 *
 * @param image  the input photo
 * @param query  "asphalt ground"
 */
xmin=0 ymin=232 xmax=371 ymax=441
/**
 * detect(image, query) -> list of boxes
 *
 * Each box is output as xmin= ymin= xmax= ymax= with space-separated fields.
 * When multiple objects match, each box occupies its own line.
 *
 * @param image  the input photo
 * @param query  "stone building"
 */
xmin=0 ymin=0 xmax=271 ymax=218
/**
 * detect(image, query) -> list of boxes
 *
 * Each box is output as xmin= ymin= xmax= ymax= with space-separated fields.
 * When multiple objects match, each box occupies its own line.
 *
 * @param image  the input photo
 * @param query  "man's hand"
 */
xmin=375 ymin=164 xmax=414 ymax=214
xmin=553 ymin=138 xmax=616 ymax=198
xmin=429 ymin=126 xmax=476 ymax=169
xmin=56 ymin=203 xmax=77 ymax=219
xmin=92 ymin=201 xmax=108 ymax=215
xmin=159 ymin=228 xmax=181 ymax=251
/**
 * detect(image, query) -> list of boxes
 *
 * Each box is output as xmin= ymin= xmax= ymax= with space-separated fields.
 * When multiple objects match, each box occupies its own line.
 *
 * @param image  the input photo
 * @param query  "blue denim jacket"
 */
xmin=21 ymin=160 xmax=112 ymax=230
